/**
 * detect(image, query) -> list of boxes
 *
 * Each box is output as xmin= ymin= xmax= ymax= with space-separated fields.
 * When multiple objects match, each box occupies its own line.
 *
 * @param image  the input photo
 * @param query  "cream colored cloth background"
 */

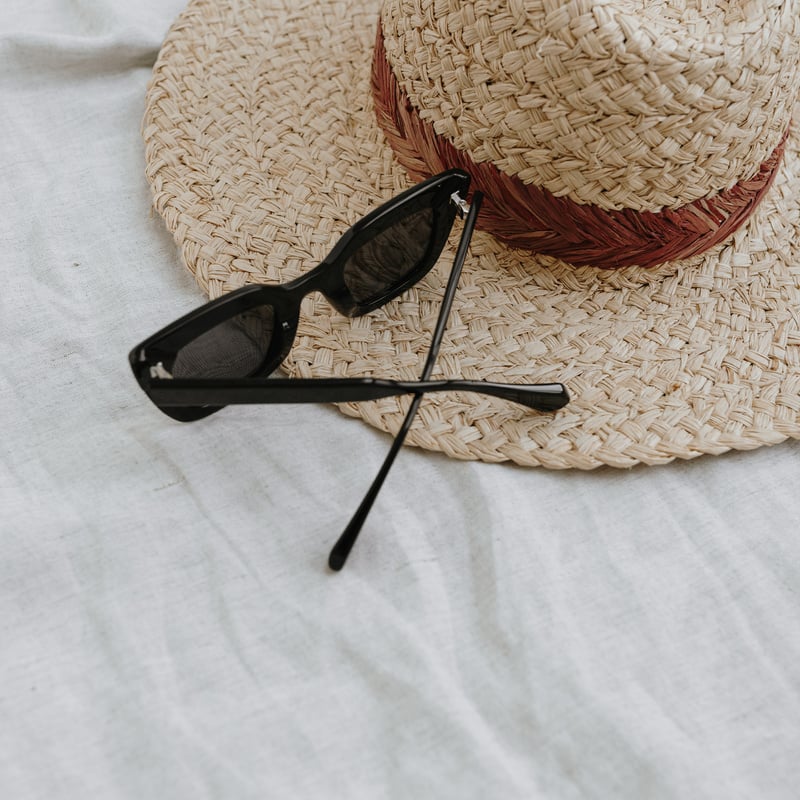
xmin=1 ymin=1 xmax=799 ymax=797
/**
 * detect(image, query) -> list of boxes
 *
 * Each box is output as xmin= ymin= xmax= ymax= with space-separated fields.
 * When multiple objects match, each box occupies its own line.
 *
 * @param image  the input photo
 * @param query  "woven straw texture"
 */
xmin=143 ymin=0 xmax=800 ymax=469
xmin=381 ymin=0 xmax=800 ymax=212
xmin=371 ymin=23 xmax=790 ymax=268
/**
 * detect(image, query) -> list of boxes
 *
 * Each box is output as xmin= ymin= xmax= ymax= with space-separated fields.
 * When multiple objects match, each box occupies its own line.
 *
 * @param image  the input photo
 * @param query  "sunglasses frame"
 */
xmin=130 ymin=172 xmax=572 ymax=569
xmin=130 ymin=169 xmax=472 ymax=421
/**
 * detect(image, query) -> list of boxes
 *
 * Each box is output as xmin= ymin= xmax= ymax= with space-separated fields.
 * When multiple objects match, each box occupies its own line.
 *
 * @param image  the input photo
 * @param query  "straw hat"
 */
xmin=142 ymin=0 xmax=800 ymax=469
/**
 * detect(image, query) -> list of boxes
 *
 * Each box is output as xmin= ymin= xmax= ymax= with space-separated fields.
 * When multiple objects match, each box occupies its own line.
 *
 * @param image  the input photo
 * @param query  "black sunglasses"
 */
xmin=130 ymin=170 xmax=569 ymax=568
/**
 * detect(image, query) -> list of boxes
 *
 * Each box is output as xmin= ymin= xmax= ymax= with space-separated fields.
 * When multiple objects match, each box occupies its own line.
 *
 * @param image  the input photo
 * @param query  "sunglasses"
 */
xmin=130 ymin=169 xmax=569 ymax=568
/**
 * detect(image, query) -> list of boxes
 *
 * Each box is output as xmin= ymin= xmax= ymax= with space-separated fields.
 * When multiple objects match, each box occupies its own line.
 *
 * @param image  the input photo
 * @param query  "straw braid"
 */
xmin=380 ymin=0 xmax=800 ymax=213
xmin=372 ymin=24 xmax=788 ymax=269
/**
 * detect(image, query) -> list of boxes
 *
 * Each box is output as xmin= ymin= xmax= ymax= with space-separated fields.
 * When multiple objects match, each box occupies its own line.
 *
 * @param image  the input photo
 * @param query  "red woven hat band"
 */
xmin=371 ymin=22 xmax=788 ymax=270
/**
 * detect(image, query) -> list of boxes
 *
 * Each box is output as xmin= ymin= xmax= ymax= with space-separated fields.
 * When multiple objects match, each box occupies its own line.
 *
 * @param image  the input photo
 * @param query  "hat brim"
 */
xmin=143 ymin=0 xmax=800 ymax=469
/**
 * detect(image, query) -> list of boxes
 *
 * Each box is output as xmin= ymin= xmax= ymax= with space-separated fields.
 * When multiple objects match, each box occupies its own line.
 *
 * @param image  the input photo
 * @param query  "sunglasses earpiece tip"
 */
xmin=327 ymin=550 xmax=346 ymax=572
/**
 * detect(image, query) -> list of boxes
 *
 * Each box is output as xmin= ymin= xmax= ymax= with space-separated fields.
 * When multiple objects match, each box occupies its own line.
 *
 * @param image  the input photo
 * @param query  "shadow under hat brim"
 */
xmin=143 ymin=0 xmax=800 ymax=469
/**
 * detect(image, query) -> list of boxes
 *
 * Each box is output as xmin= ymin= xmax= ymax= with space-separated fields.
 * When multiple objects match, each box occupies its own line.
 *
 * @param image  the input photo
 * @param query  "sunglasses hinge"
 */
xmin=150 ymin=362 xmax=174 ymax=380
xmin=450 ymin=191 xmax=470 ymax=219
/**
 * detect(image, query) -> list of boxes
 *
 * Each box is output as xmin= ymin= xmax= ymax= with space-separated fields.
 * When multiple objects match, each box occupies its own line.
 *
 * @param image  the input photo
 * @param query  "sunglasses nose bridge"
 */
xmin=307 ymin=263 xmax=362 ymax=317
xmin=283 ymin=264 xmax=358 ymax=319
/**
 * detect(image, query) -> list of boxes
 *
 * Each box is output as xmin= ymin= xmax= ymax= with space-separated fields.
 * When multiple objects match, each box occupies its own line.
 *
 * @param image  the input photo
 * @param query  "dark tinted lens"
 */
xmin=342 ymin=206 xmax=434 ymax=305
xmin=171 ymin=305 xmax=275 ymax=378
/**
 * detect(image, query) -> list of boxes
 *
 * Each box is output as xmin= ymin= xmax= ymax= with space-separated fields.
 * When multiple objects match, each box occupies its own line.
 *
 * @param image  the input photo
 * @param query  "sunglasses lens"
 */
xmin=171 ymin=304 xmax=276 ymax=378
xmin=342 ymin=205 xmax=435 ymax=305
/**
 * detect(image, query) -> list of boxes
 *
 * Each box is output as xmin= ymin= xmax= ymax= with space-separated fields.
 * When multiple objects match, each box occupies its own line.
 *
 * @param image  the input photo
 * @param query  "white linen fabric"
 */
xmin=1 ymin=2 xmax=799 ymax=797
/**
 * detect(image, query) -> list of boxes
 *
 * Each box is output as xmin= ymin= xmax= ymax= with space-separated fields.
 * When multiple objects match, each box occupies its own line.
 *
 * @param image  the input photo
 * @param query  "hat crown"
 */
xmin=380 ymin=0 xmax=800 ymax=213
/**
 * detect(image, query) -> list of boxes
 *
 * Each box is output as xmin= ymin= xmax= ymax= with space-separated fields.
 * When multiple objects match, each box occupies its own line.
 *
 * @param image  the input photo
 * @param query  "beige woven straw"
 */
xmin=382 ymin=0 xmax=796 ymax=214
xmin=143 ymin=0 xmax=800 ymax=469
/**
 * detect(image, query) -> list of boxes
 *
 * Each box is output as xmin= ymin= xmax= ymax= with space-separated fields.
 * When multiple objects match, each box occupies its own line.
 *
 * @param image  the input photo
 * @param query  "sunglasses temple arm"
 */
xmin=148 ymin=377 xmax=569 ymax=411
xmin=419 ymin=193 xmax=484 ymax=379
xmin=328 ymin=192 xmax=484 ymax=572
